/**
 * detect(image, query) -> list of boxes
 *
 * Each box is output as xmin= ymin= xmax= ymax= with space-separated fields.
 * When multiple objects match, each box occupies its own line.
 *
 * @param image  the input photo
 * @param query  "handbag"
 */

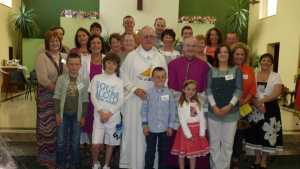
xmin=237 ymin=119 xmax=251 ymax=130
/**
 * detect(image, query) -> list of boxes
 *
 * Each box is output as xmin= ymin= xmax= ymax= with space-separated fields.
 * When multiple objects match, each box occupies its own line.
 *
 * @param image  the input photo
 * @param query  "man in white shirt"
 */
xmin=154 ymin=18 xmax=166 ymax=48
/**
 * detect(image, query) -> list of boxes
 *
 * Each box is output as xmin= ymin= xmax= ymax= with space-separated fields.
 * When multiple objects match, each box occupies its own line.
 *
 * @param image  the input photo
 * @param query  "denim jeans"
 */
xmin=57 ymin=113 xmax=81 ymax=168
xmin=145 ymin=132 xmax=169 ymax=169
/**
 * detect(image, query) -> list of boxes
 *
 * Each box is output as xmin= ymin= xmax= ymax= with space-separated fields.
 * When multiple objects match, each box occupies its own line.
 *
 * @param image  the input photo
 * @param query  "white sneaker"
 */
xmin=103 ymin=165 xmax=110 ymax=169
xmin=92 ymin=161 xmax=101 ymax=169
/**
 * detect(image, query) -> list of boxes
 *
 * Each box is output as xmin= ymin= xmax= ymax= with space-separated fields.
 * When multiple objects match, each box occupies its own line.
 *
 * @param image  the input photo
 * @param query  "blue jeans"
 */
xmin=145 ymin=132 xmax=169 ymax=169
xmin=57 ymin=113 xmax=81 ymax=168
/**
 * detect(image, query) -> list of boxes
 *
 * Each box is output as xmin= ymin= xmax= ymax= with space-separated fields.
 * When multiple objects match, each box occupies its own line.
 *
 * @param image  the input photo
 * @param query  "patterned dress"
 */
xmin=36 ymin=52 xmax=64 ymax=165
xmin=245 ymin=82 xmax=283 ymax=153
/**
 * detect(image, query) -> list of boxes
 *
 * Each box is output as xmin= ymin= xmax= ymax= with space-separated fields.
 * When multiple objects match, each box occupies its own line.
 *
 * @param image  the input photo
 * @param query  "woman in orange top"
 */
xmin=231 ymin=42 xmax=256 ymax=169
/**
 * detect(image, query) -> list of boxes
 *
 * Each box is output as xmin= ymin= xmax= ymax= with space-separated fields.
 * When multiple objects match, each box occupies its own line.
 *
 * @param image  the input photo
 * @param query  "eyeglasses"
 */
xmin=183 ymin=32 xmax=193 ymax=35
xmin=49 ymin=40 xmax=60 ymax=43
xmin=141 ymin=35 xmax=156 ymax=40
xmin=185 ymin=44 xmax=197 ymax=48
xmin=153 ymin=76 xmax=166 ymax=79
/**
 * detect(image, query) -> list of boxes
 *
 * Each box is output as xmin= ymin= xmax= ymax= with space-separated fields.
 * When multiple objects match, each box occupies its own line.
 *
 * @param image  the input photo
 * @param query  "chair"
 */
xmin=29 ymin=70 xmax=38 ymax=100
xmin=5 ymin=71 xmax=30 ymax=101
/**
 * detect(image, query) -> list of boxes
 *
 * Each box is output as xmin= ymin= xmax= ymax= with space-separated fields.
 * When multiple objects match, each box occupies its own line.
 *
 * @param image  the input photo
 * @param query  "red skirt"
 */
xmin=171 ymin=122 xmax=210 ymax=158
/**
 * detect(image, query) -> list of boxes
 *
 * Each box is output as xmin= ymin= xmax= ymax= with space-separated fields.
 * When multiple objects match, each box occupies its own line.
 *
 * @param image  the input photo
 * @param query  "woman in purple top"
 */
xmin=79 ymin=35 xmax=105 ymax=156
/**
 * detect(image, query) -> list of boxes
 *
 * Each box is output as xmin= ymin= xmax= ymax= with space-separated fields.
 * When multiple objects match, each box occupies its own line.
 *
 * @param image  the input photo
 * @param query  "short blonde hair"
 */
xmin=195 ymin=34 xmax=206 ymax=45
xmin=231 ymin=42 xmax=250 ymax=64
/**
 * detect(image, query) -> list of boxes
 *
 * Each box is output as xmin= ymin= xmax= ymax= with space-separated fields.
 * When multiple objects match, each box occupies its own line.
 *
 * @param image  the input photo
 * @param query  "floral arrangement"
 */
xmin=173 ymin=38 xmax=182 ymax=47
xmin=178 ymin=16 xmax=217 ymax=24
xmin=103 ymin=30 xmax=111 ymax=45
xmin=61 ymin=10 xmax=99 ymax=19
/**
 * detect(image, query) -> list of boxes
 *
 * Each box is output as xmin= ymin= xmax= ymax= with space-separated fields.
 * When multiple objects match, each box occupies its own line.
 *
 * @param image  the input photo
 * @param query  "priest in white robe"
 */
xmin=119 ymin=26 xmax=168 ymax=169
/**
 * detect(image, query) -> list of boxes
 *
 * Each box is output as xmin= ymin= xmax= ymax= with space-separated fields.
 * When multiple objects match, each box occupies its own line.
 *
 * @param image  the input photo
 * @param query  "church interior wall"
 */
xmin=99 ymin=0 xmax=179 ymax=36
xmin=247 ymin=0 xmax=300 ymax=90
xmin=0 ymin=0 xmax=21 ymax=88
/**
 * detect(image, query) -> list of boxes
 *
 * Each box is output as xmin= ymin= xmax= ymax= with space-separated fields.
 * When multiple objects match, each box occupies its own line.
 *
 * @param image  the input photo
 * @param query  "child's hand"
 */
xmin=79 ymin=116 xmax=86 ymax=127
xmin=188 ymin=136 xmax=194 ymax=141
xmin=143 ymin=127 xmax=149 ymax=136
xmin=167 ymin=128 xmax=173 ymax=137
xmin=55 ymin=114 xmax=62 ymax=126
xmin=107 ymin=112 xmax=113 ymax=120
xmin=99 ymin=110 xmax=108 ymax=123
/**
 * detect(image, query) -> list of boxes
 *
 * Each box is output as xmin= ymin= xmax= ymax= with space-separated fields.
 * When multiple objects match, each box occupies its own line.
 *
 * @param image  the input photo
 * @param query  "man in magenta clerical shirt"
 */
xmin=167 ymin=37 xmax=210 ymax=169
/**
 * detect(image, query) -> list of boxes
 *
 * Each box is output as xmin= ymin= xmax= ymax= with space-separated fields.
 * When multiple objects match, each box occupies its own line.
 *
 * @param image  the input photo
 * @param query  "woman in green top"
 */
xmin=206 ymin=43 xmax=243 ymax=169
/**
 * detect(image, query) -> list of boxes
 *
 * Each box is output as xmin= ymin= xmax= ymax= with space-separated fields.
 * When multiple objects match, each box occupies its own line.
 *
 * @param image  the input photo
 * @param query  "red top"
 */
xmin=206 ymin=46 xmax=215 ymax=58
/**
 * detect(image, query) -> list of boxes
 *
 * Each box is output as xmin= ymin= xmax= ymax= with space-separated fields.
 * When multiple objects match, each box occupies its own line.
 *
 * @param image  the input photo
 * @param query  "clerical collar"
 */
xmin=184 ymin=56 xmax=196 ymax=62
xmin=137 ymin=45 xmax=156 ymax=59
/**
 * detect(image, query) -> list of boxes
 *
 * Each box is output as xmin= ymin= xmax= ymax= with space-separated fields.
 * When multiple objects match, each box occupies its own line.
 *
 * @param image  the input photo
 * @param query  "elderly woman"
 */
xmin=205 ymin=27 xmax=224 ymax=57
xmin=79 ymin=35 xmax=105 ymax=157
xmin=158 ymin=29 xmax=180 ymax=64
xmin=110 ymin=33 xmax=122 ymax=54
xmin=206 ymin=44 xmax=243 ymax=169
xmin=70 ymin=27 xmax=91 ymax=57
xmin=35 ymin=26 xmax=70 ymax=61
xmin=119 ymin=32 xmax=137 ymax=64
xmin=245 ymin=54 xmax=283 ymax=169
xmin=35 ymin=31 xmax=68 ymax=169
xmin=195 ymin=34 xmax=214 ymax=65
xmin=231 ymin=42 xmax=256 ymax=169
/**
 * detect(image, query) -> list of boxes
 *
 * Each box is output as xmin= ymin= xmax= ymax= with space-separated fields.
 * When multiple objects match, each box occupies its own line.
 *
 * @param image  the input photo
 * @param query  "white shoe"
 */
xmin=103 ymin=165 xmax=110 ymax=169
xmin=92 ymin=161 xmax=101 ymax=169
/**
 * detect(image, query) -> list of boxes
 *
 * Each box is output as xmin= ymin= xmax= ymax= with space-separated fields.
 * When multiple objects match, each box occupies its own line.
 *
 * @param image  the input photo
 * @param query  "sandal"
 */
xmin=249 ymin=162 xmax=260 ymax=169
xmin=98 ymin=147 xmax=105 ymax=158
xmin=233 ymin=161 xmax=239 ymax=169
xmin=46 ymin=164 xmax=56 ymax=169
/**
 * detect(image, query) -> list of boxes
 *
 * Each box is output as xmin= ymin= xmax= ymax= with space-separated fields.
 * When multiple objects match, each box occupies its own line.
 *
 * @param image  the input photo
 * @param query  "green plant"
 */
xmin=11 ymin=2 xmax=40 ymax=38
xmin=225 ymin=0 xmax=249 ymax=35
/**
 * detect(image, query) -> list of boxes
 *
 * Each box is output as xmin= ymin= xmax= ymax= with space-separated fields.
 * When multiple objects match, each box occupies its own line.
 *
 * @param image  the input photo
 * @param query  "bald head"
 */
xmin=183 ymin=37 xmax=197 ymax=59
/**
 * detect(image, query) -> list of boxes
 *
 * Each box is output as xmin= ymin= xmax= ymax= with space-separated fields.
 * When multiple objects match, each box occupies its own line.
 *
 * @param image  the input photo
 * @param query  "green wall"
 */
xmin=23 ymin=0 xmax=99 ymax=38
xmin=179 ymin=0 xmax=249 ymax=43
xmin=22 ymin=38 xmax=44 ymax=73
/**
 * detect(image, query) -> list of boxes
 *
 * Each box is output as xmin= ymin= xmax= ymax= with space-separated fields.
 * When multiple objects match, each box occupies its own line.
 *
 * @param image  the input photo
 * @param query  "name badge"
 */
xmin=243 ymin=75 xmax=248 ymax=79
xmin=161 ymin=95 xmax=169 ymax=101
xmin=225 ymin=74 xmax=234 ymax=80
xmin=61 ymin=59 xmax=66 ymax=64
xmin=77 ymin=83 xmax=84 ymax=90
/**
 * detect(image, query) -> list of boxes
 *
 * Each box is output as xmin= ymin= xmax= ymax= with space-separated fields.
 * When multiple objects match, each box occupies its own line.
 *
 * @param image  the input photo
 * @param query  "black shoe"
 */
xmin=249 ymin=162 xmax=260 ymax=169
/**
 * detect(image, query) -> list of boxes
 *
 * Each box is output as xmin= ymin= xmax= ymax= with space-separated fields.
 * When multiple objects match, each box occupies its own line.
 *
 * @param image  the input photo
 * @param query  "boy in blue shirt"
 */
xmin=54 ymin=53 xmax=89 ymax=169
xmin=140 ymin=67 xmax=175 ymax=169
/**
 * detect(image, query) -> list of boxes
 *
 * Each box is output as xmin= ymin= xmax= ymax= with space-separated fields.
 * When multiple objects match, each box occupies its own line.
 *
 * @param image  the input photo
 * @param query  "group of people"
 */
xmin=34 ymin=15 xmax=283 ymax=169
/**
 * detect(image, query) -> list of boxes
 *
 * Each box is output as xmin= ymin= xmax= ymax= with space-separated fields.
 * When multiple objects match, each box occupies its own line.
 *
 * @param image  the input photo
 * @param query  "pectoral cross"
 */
xmin=137 ymin=0 xmax=143 ymax=10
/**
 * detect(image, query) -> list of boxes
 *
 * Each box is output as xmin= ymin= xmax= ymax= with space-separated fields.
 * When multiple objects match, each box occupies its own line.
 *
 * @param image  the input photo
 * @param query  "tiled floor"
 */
xmin=1 ymin=91 xmax=300 ymax=168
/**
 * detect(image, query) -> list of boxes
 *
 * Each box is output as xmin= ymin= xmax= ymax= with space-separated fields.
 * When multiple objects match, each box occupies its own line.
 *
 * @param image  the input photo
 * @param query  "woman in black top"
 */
xmin=195 ymin=34 xmax=214 ymax=66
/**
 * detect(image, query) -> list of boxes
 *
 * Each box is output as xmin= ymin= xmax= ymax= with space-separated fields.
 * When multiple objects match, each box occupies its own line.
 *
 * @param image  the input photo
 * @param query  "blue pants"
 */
xmin=57 ymin=113 xmax=81 ymax=168
xmin=145 ymin=132 xmax=169 ymax=169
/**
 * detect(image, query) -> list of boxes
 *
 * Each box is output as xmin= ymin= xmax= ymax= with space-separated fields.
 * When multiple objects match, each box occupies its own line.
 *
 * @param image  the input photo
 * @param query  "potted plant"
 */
xmin=225 ymin=0 xmax=249 ymax=35
xmin=11 ymin=2 xmax=40 ymax=63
